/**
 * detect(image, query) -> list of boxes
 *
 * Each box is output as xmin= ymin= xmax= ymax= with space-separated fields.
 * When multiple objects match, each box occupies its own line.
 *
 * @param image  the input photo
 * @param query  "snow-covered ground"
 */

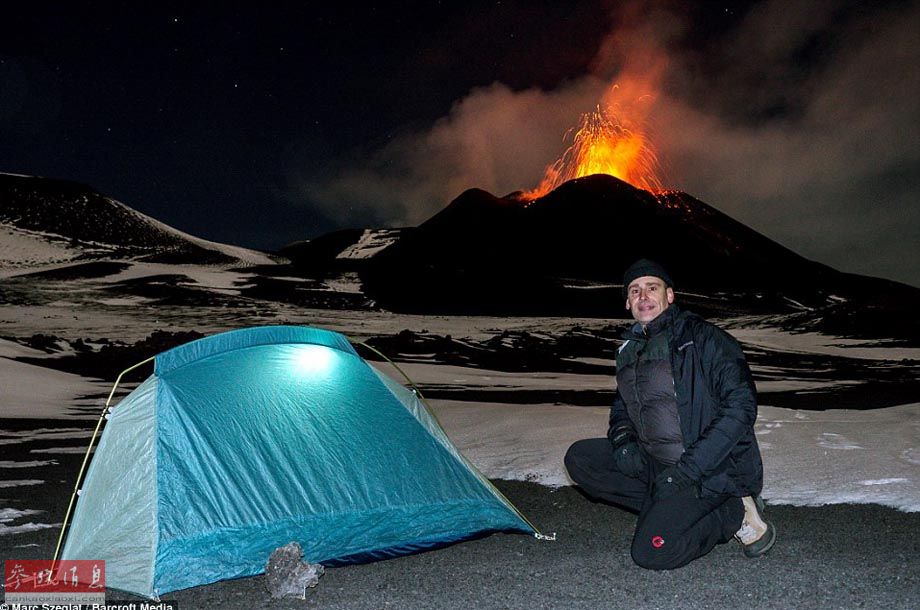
xmin=427 ymin=398 xmax=920 ymax=512
xmin=0 ymin=224 xmax=85 ymax=271
xmin=377 ymin=352 xmax=920 ymax=512
xmin=0 ymin=340 xmax=108 ymax=420
xmin=336 ymin=229 xmax=403 ymax=260
xmin=730 ymin=326 xmax=920 ymax=361
xmin=0 ymin=232 xmax=918 ymax=531
xmin=1 ymin=314 xmax=917 ymax=517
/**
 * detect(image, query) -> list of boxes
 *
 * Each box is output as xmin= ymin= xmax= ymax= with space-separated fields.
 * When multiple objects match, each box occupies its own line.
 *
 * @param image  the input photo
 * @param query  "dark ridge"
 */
xmin=0 ymin=173 xmax=241 ymax=265
xmin=279 ymin=228 xmax=366 ymax=269
xmin=237 ymin=276 xmax=376 ymax=310
xmin=359 ymin=174 xmax=920 ymax=318
xmin=15 ymin=261 xmax=132 ymax=281
xmin=105 ymin=274 xmax=252 ymax=307
xmin=12 ymin=330 xmax=206 ymax=382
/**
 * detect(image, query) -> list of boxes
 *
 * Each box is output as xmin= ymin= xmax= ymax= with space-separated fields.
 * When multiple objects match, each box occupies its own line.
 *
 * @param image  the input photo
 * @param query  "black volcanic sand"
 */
xmin=2 ymin=419 xmax=918 ymax=610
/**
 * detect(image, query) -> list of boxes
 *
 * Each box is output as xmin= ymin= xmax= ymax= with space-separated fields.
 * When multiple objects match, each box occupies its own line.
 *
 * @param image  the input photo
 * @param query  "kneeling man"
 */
xmin=565 ymin=259 xmax=776 ymax=569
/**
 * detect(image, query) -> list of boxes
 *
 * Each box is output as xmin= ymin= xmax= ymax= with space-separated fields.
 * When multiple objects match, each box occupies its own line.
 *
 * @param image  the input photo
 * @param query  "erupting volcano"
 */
xmin=520 ymin=100 xmax=664 ymax=200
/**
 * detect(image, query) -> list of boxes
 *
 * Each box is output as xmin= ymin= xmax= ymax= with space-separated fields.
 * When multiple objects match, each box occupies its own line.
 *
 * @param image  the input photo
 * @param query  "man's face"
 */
xmin=625 ymin=275 xmax=674 ymax=325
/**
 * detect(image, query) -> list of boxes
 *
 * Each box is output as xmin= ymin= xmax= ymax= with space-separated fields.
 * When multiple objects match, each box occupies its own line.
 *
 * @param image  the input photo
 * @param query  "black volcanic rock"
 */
xmin=360 ymin=174 xmax=920 ymax=324
xmin=280 ymin=229 xmax=366 ymax=270
xmin=13 ymin=330 xmax=206 ymax=382
xmin=281 ymin=227 xmax=411 ymax=273
xmin=397 ymin=175 xmax=825 ymax=289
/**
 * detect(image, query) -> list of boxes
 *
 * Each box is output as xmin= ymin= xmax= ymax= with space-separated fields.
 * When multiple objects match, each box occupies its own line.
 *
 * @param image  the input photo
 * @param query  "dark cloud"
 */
xmin=660 ymin=0 xmax=920 ymax=287
xmin=297 ymin=78 xmax=608 ymax=227
xmin=304 ymin=0 xmax=919 ymax=287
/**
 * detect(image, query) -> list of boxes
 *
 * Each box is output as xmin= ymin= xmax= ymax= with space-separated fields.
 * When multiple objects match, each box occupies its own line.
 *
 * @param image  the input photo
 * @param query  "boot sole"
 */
xmin=742 ymin=521 xmax=777 ymax=558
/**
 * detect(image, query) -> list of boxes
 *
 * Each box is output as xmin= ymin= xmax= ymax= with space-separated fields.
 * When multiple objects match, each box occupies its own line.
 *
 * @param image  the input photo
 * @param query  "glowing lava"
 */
xmin=520 ymin=102 xmax=664 ymax=200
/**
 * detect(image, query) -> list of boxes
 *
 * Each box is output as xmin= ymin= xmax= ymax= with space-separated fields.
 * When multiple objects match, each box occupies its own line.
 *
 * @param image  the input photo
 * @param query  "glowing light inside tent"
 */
xmin=291 ymin=344 xmax=335 ymax=373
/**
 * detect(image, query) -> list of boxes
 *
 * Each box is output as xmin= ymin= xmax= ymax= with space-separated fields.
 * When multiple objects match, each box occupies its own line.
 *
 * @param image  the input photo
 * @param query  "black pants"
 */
xmin=564 ymin=437 xmax=744 ymax=570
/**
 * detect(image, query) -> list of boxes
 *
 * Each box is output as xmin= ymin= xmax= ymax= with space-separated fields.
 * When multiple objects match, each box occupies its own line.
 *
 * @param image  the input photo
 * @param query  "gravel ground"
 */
xmin=3 ymin=457 xmax=918 ymax=610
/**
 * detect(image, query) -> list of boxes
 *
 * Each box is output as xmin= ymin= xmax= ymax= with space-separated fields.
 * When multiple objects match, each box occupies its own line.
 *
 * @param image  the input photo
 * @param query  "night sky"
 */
xmin=2 ymin=1 xmax=918 ymax=287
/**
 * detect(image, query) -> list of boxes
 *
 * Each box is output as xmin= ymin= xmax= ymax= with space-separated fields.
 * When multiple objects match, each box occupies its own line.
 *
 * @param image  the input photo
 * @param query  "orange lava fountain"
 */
xmin=520 ymin=102 xmax=664 ymax=200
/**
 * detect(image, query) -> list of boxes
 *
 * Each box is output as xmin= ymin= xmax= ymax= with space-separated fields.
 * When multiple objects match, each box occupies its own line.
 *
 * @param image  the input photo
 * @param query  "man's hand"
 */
xmin=609 ymin=426 xmax=646 ymax=478
xmin=652 ymin=466 xmax=698 ymax=500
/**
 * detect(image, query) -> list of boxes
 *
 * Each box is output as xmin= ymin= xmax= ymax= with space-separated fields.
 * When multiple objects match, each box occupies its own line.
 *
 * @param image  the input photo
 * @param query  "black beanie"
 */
xmin=623 ymin=259 xmax=674 ymax=295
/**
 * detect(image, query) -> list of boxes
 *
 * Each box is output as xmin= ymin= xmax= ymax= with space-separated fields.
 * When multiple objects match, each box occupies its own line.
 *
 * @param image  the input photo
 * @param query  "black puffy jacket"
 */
xmin=608 ymin=305 xmax=764 ymax=497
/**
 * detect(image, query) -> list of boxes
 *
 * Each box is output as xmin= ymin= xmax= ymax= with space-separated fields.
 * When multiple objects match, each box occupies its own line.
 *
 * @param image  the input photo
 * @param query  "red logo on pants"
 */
xmin=651 ymin=536 xmax=665 ymax=548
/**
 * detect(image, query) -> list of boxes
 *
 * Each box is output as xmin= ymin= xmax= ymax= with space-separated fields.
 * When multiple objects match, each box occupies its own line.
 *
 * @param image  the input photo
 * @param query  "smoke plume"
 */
xmin=300 ymin=0 xmax=920 ymax=286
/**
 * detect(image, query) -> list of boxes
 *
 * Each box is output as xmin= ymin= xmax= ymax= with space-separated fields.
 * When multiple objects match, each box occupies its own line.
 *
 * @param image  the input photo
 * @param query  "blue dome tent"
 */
xmin=58 ymin=326 xmax=536 ymax=598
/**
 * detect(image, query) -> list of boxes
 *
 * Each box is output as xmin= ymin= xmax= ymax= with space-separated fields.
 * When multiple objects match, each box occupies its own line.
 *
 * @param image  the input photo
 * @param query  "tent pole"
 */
xmin=52 ymin=356 xmax=155 ymax=564
xmin=353 ymin=341 xmax=428 ymax=402
xmin=353 ymin=341 xmax=546 ymax=538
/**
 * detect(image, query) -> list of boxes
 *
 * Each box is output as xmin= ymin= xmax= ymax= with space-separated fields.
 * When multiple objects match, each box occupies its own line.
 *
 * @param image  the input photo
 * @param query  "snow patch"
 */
xmin=0 ymin=428 xmax=94 ymax=441
xmin=0 ymin=508 xmax=56 ymax=537
xmin=428 ymin=400 xmax=920 ymax=512
xmin=336 ymin=229 xmax=401 ymax=260
xmin=0 ymin=507 xmax=42 ymax=521
xmin=0 ymin=460 xmax=57 ymax=468
xmin=0 ymin=522 xmax=60 ymax=536
xmin=860 ymin=478 xmax=909 ymax=486
xmin=816 ymin=432 xmax=864 ymax=450
xmin=0 ymin=223 xmax=82 ymax=273
xmin=730 ymin=327 xmax=920 ymax=361
xmin=0 ymin=480 xmax=44 ymax=488
xmin=30 ymin=447 xmax=94 ymax=454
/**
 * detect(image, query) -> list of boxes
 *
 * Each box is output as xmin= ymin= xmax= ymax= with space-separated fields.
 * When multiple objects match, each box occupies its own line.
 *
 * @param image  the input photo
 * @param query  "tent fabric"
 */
xmin=61 ymin=326 xmax=533 ymax=599
xmin=153 ymin=325 xmax=358 ymax=375
xmin=62 ymin=375 xmax=160 ymax=596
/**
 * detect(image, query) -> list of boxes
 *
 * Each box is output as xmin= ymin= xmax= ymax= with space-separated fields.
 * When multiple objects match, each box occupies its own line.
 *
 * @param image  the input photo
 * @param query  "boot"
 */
xmin=735 ymin=495 xmax=776 ymax=558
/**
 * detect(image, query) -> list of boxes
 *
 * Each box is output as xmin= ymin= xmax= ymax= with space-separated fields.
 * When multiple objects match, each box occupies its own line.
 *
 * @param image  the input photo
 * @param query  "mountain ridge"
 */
xmin=353 ymin=175 xmax=919 ymax=338
xmin=2 ymin=171 xmax=917 ymax=341
xmin=0 ymin=173 xmax=277 ymax=268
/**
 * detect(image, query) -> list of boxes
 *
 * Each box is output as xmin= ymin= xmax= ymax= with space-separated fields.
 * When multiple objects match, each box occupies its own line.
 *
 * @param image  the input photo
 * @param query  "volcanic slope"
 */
xmin=280 ymin=228 xmax=407 ymax=272
xmin=0 ymin=173 xmax=276 ymax=270
xmin=359 ymin=175 xmax=920 ymax=335
xmin=0 ymin=173 xmax=384 ymax=311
